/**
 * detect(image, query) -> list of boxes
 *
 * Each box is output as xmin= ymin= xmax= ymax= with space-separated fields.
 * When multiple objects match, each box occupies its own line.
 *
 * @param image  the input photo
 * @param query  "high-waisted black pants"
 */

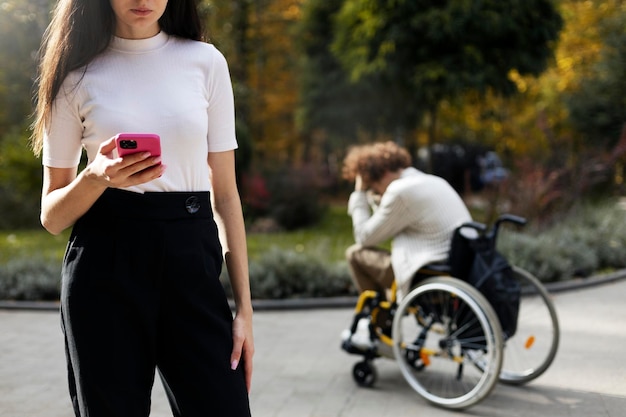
xmin=60 ymin=189 xmax=250 ymax=417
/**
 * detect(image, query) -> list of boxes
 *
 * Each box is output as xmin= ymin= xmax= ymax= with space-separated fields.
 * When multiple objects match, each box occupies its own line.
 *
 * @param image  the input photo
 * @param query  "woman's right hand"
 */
xmin=40 ymin=137 xmax=165 ymax=235
xmin=85 ymin=137 xmax=164 ymax=188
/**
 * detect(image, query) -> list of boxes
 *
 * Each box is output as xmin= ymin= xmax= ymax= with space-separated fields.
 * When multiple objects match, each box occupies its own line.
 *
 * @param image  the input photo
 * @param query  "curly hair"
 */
xmin=342 ymin=141 xmax=412 ymax=187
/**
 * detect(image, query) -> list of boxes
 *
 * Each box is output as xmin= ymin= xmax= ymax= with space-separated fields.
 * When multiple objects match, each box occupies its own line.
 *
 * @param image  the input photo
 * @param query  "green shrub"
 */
xmin=264 ymin=166 xmax=330 ymax=231
xmin=499 ymin=233 xmax=571 ymax=282
xmin=0 ymin=257 xmax=61 ymax=300
xmin=499 ymin=199 xmax=626 ymax=282
xmin=582 ymin=203 xmax=626 ymax=269
xmin=0 ymin=128 xmax=43 ymax=230
xmin=221 ymin=247 xmax=355 ymax=299
xmin=514 ymin=233 xmax=598 ymax=281
xmin=3 ymin=199 xmax=626 ymax=301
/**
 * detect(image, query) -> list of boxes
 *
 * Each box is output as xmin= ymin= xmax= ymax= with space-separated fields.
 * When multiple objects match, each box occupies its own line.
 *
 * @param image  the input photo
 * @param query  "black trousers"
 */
xmin=60 ymin=189 xmax=250 ymax=417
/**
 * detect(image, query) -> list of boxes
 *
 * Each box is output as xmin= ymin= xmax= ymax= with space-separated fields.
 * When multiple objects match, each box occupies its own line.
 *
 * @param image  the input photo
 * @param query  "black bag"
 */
xmin=448 ymin=226 xmax=475 ymax=281
xmin=449 ymin=227 xmax=521 ymax=339
xmin=467 ymin=237 xmax=521 ymax=338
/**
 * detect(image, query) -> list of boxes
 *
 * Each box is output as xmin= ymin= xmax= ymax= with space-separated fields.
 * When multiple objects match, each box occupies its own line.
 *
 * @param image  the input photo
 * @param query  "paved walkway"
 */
xmin=1 ymin=277 xmax=626 ymax=416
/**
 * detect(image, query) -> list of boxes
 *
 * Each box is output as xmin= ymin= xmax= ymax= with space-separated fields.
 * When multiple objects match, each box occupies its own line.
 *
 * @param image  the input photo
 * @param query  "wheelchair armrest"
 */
xmin=496 ymin=214 xmax=527 ymax=227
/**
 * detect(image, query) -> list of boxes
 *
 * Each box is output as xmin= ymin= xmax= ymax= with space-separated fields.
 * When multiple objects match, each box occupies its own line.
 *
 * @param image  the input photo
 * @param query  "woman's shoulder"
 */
xmin=168 ymin=36 xmax=226 ymax=60
xmin=166 ymin=37 xmax=229 ymax=74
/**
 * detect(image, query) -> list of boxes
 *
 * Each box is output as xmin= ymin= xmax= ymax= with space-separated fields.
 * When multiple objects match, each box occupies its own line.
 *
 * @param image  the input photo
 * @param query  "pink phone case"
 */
xmin=114 ymin=133 xmax=161 ymax=157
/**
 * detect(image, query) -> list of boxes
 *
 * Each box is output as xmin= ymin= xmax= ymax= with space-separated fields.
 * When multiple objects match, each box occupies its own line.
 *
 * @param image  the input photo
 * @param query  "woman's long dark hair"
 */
xmin=31 ymin=0 xmax=204 ymax=155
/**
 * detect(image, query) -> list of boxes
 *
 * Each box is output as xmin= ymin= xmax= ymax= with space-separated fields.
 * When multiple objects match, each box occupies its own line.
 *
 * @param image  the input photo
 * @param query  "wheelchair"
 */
xmin=341 ymin=215 xmax=560 ymax=409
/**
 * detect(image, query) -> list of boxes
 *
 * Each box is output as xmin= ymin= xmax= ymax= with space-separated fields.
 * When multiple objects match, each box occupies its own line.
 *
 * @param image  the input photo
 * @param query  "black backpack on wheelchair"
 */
xmin=448 ymin=216 xmax=524 ymax=339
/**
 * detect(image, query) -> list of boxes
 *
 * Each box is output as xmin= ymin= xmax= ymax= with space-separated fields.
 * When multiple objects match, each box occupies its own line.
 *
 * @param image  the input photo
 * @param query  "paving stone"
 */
xmin=1 ymin=280 xmax=626 ymax=416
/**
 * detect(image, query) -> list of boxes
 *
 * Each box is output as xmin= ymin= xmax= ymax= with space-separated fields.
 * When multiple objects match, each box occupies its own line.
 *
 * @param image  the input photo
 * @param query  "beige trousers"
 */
xmin=345 ymin=244 xmax=395 ymax=296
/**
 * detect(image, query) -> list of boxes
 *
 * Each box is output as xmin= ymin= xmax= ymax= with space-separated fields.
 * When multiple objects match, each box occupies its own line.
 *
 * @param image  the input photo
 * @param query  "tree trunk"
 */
xmin=424 ymin=103 xmax=438 ymax=173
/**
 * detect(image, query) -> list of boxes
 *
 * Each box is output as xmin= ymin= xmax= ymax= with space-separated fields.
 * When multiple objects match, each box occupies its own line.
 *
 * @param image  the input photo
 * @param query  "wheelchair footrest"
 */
xmin=341 ymin=339 xmax=378 ymax=357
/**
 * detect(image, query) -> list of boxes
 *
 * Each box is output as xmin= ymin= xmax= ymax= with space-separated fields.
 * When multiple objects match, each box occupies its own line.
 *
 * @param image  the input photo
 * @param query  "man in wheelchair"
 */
xmin=339 ymin=143 xmax=553 ymax=406
xmin=342 ymin=141 xmax=472 ymax=342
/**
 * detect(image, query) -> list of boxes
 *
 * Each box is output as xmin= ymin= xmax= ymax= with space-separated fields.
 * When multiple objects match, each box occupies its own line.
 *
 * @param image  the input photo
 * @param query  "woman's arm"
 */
xmin=207 ymin=150 xmax=254 ymax=393
xmin=41 ymin=137 xmax=163 ymax=235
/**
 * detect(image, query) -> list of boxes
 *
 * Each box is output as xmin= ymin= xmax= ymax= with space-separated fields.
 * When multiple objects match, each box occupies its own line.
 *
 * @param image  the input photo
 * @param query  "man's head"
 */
xmin=342 ymin=141 xmax=412 ymax=192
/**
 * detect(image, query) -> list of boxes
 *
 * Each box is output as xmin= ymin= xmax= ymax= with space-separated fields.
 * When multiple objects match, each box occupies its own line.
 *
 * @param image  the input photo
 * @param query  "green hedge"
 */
xmin=2 ymin=199 xmax=626 ymax=301
xmin=0 ymin=257 xmax=61 ymax=301
xmin=221 ymin=247 xmax=355 ymax=300
xmin=0 ymin=248 xmax=355 ymax=302
xmin=499 ymin=201 xmax=626 ymax=281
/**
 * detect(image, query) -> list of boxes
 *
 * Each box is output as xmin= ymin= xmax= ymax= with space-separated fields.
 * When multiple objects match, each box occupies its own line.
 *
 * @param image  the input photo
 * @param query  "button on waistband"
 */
xmin=185 ymin=196 xmax=201 ymax=214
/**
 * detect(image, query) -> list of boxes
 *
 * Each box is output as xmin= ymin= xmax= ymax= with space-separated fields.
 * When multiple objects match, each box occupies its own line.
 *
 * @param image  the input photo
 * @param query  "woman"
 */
xmin=31 ymin=1 xmax=253 ymax=415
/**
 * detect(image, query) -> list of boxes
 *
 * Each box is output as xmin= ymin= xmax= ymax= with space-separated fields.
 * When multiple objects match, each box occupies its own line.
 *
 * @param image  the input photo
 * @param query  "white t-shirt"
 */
xmin=43 ymin=31 xmax=237 ymax=193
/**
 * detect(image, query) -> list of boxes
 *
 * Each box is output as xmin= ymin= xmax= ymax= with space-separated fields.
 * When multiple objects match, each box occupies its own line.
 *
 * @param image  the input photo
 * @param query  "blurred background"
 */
xmin=1 ymin=0 xmax=625 ymax=301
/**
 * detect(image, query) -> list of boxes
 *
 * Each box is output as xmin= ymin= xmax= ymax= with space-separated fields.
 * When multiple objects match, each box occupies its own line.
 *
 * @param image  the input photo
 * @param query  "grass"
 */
xmin=0 ymin=228 xmax=70 ymax=263
xmin=4 ymin=198 xmax=626 ymax=301
xmin=7 ymin=198 xmax=626 ymax=283
xmin=247 ymin=204 xmax=354 ymax=261
xmin=0 ymin=204 xmax=356 ymax=264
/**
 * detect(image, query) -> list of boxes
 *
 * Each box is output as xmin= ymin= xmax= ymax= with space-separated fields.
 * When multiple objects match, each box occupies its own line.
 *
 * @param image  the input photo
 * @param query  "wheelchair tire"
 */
xmin=352 ymin=360 xmax=377 ymax=387
xmin=392 ymin=277 xmax=503 ymax=409
xmin=497 ymin=266 xmax=560 ymax=385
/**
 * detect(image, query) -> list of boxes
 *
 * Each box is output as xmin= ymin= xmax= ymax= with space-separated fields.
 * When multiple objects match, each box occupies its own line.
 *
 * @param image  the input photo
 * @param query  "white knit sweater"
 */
xmin=348 ymin=167 xmax=472 ymax=298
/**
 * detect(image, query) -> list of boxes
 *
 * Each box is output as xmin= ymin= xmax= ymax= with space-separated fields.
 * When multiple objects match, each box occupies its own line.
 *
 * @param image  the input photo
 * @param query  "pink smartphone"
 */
xmin=114 ymin=133 xmax=161 ymax=157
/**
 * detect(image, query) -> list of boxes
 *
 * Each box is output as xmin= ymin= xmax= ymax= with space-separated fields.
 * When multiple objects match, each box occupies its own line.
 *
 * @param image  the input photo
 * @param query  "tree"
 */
xmin=207 ymin=0 xmax=307 ymax=164
xmin=330 ymin=0 xmax=563 ymax=154
xmin=430 ymin=0 xmax=624 ymax=161
xmin=0 ymin=1 xmax=51 ymax=229
xmin=0 ymin=0 xmax=49 ymax=140
xmin=296 ymin=0 xmax=421 ymax=157
xmin=203 ymin=0 xmax=255 ymax=177
xmin=565 ymin=7 xmax=626 ymax=148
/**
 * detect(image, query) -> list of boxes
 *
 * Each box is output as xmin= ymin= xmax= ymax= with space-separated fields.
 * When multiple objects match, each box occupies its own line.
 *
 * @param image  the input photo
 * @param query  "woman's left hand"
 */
xmin=230 ymin=312 xmax=254 ymax=393
xmin=208 ymin=150 xmax=254 ymax=392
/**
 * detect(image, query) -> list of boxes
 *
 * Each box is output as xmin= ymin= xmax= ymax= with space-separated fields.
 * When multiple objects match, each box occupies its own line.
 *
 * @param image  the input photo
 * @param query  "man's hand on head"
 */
xmin=355 ymin=174 xmax=364 ymax=192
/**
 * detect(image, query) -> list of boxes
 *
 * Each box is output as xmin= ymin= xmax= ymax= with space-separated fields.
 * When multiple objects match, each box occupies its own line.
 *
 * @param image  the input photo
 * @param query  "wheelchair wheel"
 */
xmin=497 ymin=266 xmax=560 ymax=385
xmin=352 ymin=360 xmax=377 ymax=387
xmin=392 ymin=277 xmax=503 ymax=409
